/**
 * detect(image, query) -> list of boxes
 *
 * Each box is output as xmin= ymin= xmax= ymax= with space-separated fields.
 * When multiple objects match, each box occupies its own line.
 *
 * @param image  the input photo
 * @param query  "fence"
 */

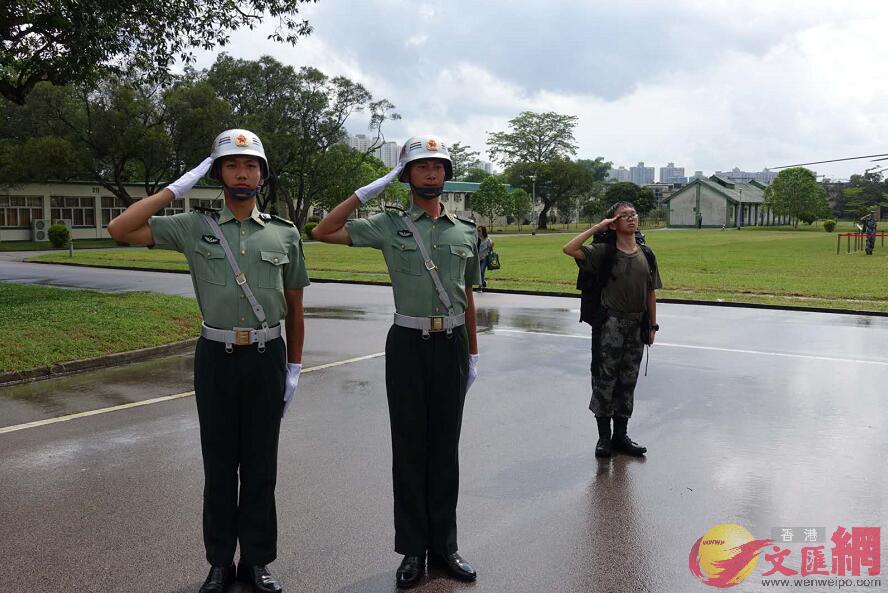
xmin=836 ymin=233 xmax=886 ymax=254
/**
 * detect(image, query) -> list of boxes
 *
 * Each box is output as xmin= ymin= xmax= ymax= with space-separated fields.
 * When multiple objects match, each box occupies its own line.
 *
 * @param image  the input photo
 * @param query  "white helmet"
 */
xmin=398 ymin=135 xmax=453 ymax=182
xmin=208 ymin=128 xmax=269 ymax=181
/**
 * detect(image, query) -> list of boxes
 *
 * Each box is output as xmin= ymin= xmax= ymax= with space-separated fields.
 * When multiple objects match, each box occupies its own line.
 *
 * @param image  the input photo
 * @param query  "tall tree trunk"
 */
xmin=538 ymin=201 xmax=551 ymax=229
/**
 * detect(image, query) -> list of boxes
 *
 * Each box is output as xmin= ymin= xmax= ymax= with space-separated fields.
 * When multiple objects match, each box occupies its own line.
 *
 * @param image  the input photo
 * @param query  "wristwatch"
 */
xmin=651 ymin=324 xmax=659 ymax=331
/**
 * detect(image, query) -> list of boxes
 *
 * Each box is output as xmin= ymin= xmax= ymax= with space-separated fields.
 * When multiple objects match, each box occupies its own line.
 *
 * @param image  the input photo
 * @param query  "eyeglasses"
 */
xmin=618 ymin=213 xmax=639 ymax=220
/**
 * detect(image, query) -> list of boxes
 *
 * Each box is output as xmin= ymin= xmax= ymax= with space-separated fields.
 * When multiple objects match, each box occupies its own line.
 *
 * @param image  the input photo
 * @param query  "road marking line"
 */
xmin=0 ymin=352 xmax=386 ymax=436
xmin=492 ymin=328 xmax=888 ymax=367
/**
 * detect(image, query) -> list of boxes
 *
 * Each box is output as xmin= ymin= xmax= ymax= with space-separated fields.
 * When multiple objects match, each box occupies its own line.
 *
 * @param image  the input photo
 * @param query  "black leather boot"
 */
xmin=199 ymin=565 xmax=235 ymax=593
xmin=237 ymin=563 xmax=282 ymax=593
xmin=396 ymin=553 xmax=425 ymax=588
xmin=595 ymin=416 xmax=612 ymax=458
xmin=612 ymin=416 xmax=646 ymax=456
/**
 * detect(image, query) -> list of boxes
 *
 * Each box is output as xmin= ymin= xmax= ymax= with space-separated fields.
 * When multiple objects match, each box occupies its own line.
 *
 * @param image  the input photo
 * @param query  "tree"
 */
xmin=506 ymin=158 xmax=593 ymax=229
xmin=763 ymin=167 xmax=829 ymax=228
xmin=448 ymin=142 xmax=480 ymax=180
xmin=503 ymin=188 xmax=532 ymax=227
xmin=604 ymin=182 xmax=656 ymax=215
xmin=463 ymin=167 xmax=491 ymax=183
xmin=843 ymin=172 xmax=888 ymax=218
xmin=470 ymin=176 xmax=509 ymax=230
xmin=1 ymin=0 xmax=316 ymax=104
xmin=0 ymin=76 xmax=231 ymax=205
xmin=487 ymin=111 xmax=578 ymax=169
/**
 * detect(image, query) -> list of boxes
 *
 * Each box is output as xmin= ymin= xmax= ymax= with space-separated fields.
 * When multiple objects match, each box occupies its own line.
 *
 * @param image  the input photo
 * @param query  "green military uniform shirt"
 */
xmin=149 ymin=203 xmax=310 ymax=329
xmin=345 ymin=203 xmax=481 ymax=317
xmin=580 ymin=244 xmax=663 ymax=315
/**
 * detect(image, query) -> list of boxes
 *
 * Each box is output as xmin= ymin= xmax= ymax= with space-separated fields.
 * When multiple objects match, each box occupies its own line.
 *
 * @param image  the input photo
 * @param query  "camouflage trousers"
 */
xmin=589 ymin=312 xmax=645 ymax=418
xmin=866 ymin=234 xmax=876 ymax=253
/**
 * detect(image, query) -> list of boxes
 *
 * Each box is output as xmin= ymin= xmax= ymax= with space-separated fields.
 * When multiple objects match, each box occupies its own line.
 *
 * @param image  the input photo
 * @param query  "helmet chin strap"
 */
xmin=412 ymin=185 xmax=444 ymax=199
xmin=225 ymin=183 xmax=262 ymax=201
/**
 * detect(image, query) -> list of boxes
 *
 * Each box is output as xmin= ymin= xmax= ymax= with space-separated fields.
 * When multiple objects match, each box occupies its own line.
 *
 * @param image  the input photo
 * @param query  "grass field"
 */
xmin=29 ymin=228 xmax=888 ymax=312
xmin=0 ymin=239 xmax=120 ymax=251
xmin=0 ymin=283 xmax=201 ymax=373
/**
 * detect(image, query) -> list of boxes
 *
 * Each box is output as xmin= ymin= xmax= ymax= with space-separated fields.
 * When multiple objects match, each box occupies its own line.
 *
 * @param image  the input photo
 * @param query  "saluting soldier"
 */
xmin=312 ymin=136 xmax=481 ymax=588
xmin=108 ymin=129 xmax=308 ymax=593
xmin=860 ymin=209 xmax=878 ymax=255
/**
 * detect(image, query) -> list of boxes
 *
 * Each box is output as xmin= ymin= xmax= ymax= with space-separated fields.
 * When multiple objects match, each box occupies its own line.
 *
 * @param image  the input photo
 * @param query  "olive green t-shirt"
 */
xmin=148 ymin=204 xmax=310 ymax=329
xmin=579 ymin=244 xmax=663 ymax=314
xmin=345 ymin=203 xmax=481 ymax=317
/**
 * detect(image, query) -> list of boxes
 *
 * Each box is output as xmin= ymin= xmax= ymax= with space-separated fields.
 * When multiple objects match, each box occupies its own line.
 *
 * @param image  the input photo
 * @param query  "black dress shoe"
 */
xmin=611 ymin=434 xmax=647 ymax=456
xmin=429 ymin=552 xmax=477 ymax=582
xmin=199 ymin=564 xmax=235 ymax=593
xmin=396 ymin=554 xmax=425 ymax=588
xmin=237 ymin=563 xmax=282 ymax=593
xmin=595 ymin=436 xmax=612 ymax=458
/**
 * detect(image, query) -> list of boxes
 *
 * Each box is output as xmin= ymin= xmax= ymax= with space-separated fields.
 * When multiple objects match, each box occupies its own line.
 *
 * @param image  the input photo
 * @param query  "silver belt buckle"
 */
xmin=430 ymin=317 xmax=444 ymax=332
xmin=234 ymin=329 xmax=252 ymax=346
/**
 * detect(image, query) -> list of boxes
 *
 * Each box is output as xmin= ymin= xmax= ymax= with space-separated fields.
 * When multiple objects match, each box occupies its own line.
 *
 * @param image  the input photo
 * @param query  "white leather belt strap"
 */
xmin=393 ymin=313 xmax=465 ymax=334
xmin=201 ymin=322 xmax=282 ymax=351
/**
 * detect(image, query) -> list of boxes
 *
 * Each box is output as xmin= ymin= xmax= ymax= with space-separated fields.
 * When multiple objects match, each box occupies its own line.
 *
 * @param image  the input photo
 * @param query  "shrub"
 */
xmin=48 ymin=224 xmax=70 ymax=248
xmin=823 ymin=219 xmax=836 ymax=232
xmin=303 ymin=222 xmax=317 ymax=239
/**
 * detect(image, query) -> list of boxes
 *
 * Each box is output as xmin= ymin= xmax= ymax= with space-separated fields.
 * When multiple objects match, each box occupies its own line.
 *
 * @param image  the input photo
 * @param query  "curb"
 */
xmin=24 ymin=260 xmax=888 ymax=317
xmin=0 ymin=338 xmax=198 ymax=387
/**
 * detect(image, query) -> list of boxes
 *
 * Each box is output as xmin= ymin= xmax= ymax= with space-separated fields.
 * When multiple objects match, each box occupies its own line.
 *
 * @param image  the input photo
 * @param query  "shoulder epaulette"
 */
xmin=268 ymin=214 xmax=295 ymax=226
xmin=384 ymin=205 xmax=406 ymax=213
xmin=456 ymin=215 xmax=476 ymax=226
xmin=192 ymin=206 xmax=220 ymax=214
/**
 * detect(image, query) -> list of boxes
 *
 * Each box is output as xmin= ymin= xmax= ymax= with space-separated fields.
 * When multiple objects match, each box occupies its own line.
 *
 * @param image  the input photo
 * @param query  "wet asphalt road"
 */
xmin=1 ymin=261 xmax=886 ymax=593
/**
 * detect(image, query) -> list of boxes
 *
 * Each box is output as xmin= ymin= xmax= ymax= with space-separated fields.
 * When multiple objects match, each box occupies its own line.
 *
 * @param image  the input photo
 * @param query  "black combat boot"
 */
xmin=612 ymin=417 xmax=647 ymax=456
xmin=595 ymin=416 xmax=612 ymax=458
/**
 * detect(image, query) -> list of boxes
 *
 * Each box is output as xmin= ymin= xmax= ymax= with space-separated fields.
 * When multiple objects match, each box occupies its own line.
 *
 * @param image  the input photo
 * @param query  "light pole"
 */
xmin=737 ymin=188 xmax=743 ymax=228
xmin=530 ymin=174 xmax=537 ymax=228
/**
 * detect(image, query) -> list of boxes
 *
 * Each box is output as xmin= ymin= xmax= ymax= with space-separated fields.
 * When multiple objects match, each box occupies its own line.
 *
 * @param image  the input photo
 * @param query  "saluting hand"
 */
xmin=282 ymin=362 xmax=302 ymax=418
xmin=167 ymin=157 xmax=213 ymax=199
xmin=355 ymin=162 xmax=405 ymax=204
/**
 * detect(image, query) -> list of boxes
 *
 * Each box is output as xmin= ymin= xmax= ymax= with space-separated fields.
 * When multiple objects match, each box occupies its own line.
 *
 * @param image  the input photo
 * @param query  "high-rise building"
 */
xmin=629 ymin=162 xmax=655 ymax=185
xmin=374 ymin=141 xmax=401 ymax=169
xmin=714 ymin=167 xmax=779 ymax=185
xmin=659 ymin=162 xmax=685 ymax=184
xmin=607 ymin=166 xmax=631 ymax=182
xmin=348 ymin=134 xmax=374 ymax=152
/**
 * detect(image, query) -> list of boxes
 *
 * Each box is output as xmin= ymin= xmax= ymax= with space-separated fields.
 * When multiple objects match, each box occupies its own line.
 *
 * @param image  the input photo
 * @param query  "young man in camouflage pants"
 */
xmin=563 ymin=201 xmax=662 ymax=458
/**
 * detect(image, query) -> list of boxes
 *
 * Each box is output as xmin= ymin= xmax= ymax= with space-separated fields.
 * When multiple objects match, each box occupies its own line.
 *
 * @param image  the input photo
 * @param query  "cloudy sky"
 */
xmin=189 ymin=0 xmax=888 ymax=180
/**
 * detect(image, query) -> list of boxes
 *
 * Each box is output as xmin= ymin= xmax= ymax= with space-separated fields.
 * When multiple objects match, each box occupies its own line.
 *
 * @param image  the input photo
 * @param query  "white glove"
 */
xmin=167 ymin=157 xmax=213 ymax=199
xmin=355 ymin=162 xmax=404 ymax=203
xmin=282 ymin=362 xmax=301 ymax=418
xmin=467 ymin=354 xmax=479 ymax=393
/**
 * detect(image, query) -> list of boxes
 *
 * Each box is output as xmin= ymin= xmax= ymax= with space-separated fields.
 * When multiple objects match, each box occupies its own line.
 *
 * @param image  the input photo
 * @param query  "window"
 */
xmin=50 ymin=196 xmax=96 ymax=227
xmin=101 ymin=196 xmax=129 ymax=226
xmin=0 ymin=195 xmax=43 ymax=228
xmin=161 ymin=199 xmax=184 ymax=216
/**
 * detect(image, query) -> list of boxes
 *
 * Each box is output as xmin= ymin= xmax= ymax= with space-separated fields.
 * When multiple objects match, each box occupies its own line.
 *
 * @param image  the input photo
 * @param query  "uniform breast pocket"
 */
xmin=259 ymin=250 xmax=289 ymax=289
xmin=192 ymin=246 xmax=228 ymax=286
xmin=390 ymin=241 xmax=421 ymax=276
xmin=449 ymin=244 xmax=472 ymax=281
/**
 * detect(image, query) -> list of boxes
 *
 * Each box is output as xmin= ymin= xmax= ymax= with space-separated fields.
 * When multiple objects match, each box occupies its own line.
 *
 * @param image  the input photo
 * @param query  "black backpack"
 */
xmin=576 ymin=229 xmax=657 ymax=327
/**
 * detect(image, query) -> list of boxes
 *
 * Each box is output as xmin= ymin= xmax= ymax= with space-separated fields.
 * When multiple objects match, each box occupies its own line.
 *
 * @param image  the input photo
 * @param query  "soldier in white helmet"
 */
xmin=108 ymin=129 xmax=308 ymax=593
xmin=313 ymin=136 xmax=481 ymax=588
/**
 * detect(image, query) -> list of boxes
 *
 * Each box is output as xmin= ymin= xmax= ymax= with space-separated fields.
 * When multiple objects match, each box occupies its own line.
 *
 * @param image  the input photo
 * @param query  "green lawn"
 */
xmin=0 ymin=283 xmax=201 ymax=373
xmin=0 ymin=239 xmax=120 ymax=251
xmin=29 ymin=229 xmax=888 ymax=312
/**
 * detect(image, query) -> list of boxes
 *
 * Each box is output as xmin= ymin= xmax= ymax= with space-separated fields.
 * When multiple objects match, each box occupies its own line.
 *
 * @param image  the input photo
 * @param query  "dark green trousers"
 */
xmin=194 ymin=336 xmax=286 ymax=566
xmin=385 ymin=324 xmax=469 ymax=556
